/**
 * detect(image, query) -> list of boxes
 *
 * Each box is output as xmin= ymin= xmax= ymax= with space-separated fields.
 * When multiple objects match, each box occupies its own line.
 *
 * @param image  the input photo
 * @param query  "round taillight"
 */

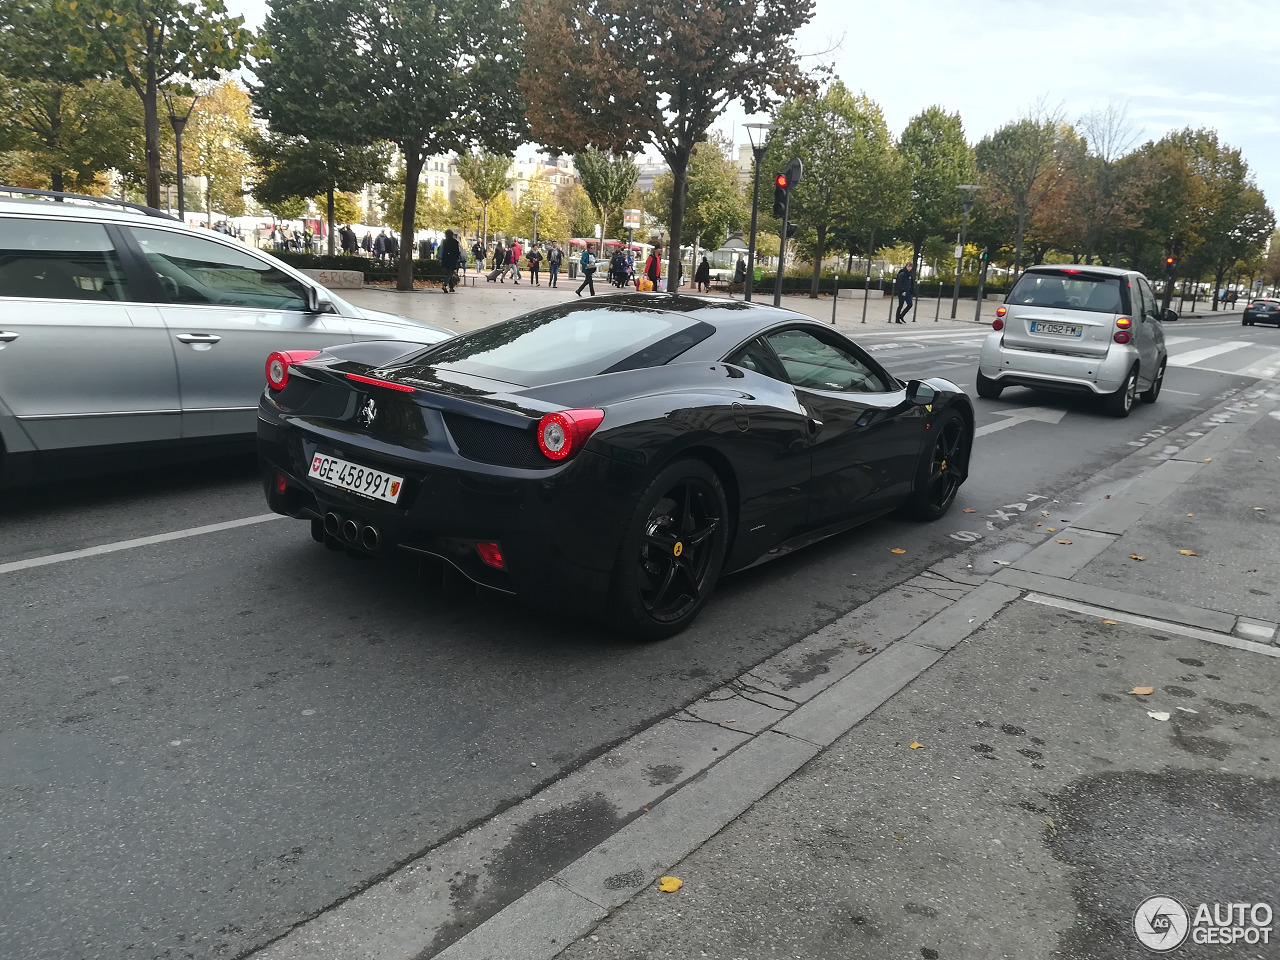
xmin=1115 ymin=316 xmax=1132 ymax=329
xmin=1113 ymin=330 xmax=1131 ymax=344
xmin=537 ymin=408 xmax=606 ymax=461
xmin=265 ymin=350 xmax=321 ymax=391
xmin=995 ymin=305 xmax=1007 ymax=318
xmin=992 ymin=318 xmax=1004 ymax=331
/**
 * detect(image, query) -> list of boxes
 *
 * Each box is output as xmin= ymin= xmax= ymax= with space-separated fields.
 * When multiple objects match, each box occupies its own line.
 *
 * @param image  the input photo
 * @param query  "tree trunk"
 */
xmin=327 ymin=185 xmax=336 ymax=257
xmin=1013 ymin=209 xmax=1027 ymax=273
xmin=144 ymin=63 xmax=162 ymax=210
xmin=398 ymin=144 xmax=424 ymax=291
xmin=664 ymin=145 xmax=692 ymax=293
xmin=809 ymin=222 xmax=827 ymax=299
xmin=48 ymin=88 xmax=64 ymax=193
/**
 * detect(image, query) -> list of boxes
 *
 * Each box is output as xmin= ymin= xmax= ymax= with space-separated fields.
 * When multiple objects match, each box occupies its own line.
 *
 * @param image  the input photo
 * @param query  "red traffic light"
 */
xmin=1165 ymin=257 xmax=1175 ymax=265
xmin=775 ymin=173 xmax=789 ymax=189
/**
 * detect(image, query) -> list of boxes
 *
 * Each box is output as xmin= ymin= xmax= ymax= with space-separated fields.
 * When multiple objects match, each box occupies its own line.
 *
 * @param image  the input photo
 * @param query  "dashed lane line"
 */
xmin=0 ymin=514 xmax=284 ymax=576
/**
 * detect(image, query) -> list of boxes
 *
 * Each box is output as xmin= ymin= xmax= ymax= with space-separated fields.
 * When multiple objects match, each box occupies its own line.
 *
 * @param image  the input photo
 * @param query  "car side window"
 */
xmin=1137 ymin=277 xmax=1159 ymax=320
xmin=0 ymin=218 xmax=132 ymax=301
xmin=725 ymin=336 xmax=789 ymax=382
xmin=764 ymin=328 xmax=893 ymax=393
xmin=127 ymin=226 xmax=308 ymax=311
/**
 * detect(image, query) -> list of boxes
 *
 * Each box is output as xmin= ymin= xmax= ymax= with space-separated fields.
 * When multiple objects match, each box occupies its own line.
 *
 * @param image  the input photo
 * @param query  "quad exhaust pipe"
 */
xmin=322 ymin=511 xmax=381 ymax=551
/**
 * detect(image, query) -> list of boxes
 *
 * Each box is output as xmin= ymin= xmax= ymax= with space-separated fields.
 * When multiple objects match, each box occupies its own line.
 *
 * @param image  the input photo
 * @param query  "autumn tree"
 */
xmin=520 ymin=0 xmax=815 ymax=287
xmin=512 ymin=175 xmax=567 ymax=243
xmin=574 ymin=148 xmax=638 ymax=243
xmin=183 ymin=79 xmax=253 ymax=219
xmin=650 ymin=134 xmax=744 ymax=262
xmin=767 ymin=83 xmax=906 ymax=297
xmin=248 ymin=133 xmax=390 ymax=254
xmin=897 ymin=105 xmax=978 ymax=274
xmin=557 ymin=181 xmax=597 ymax=238
xmin=59 ymin=0 xmax=251 ymax=209
xmin=455 ymin=149 xmax=513 ymax=244
xmin=255 ymin=0 xmax=526 ymax=289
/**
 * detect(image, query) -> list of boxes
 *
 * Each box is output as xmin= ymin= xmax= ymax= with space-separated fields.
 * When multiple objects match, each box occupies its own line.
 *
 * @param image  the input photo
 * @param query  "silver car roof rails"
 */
xmin=0 ymin=184 xmax=180 ymax=221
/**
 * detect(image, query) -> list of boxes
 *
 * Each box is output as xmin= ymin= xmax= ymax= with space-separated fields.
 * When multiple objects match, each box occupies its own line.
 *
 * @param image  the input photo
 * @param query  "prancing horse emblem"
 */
xmin=357 ymin=397 xmax=377 ymax=428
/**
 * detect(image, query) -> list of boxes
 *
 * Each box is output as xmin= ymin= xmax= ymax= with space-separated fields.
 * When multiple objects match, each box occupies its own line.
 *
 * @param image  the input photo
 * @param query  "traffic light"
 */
xmin=772 ymin=172 xmax=789 ymax=218
xmin=1164 ymin=256 xmax=1176 ymax=279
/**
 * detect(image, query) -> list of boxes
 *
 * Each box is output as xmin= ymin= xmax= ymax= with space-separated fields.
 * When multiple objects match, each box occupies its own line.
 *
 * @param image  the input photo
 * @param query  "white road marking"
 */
xmin=1162 ymin=389 xmax=1200 ymax=396
xmin=1162 ymin=336 xmax=1197 ymax=346
xmin=1167 ymin=340 xmax=1254 ymax=367
xmin=1238 ymin=347 xmax=1280 ymax=379
xmin=0 ymin=514 xmax=284 ymax=576
xmin=974 ymin=405 xmax=1069 ymax=437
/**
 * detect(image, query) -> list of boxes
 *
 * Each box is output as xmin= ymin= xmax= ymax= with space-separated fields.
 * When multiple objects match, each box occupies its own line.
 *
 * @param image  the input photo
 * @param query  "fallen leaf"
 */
xmin=1247 ymin=568 xmax=1257 ymax=573
xmin=1178 ymin=549 xmax=1197 ymax=556
xmin=1129 ymin=685 xmax=1154 ymax=695
xmin=657 ymin=876 xmax=683 ymax=893
xmin=1129 ymin=554 xmax=1146 ymax=561
xmin=890 ymin=547 xmax=906 ymax=554
xmin=1056 ymin=539 xmax=1072 ymax=545
xmin=1203 ymin=457 xmax=1212 ymax=462
xmin=1101 ymin=619 xmax=1117 ymax=625
xmin=1041 ymin=511 xmax=1050 ymax=517
xmin=1254 ymin=507 xmax=1265 ymax=511
xmin=892 ymin=834 xmax=905 ymax=840
xmin=1047 ymin=527 xmax=1057 ymax=532
xmin=1044 ymin=817 xmax=1058 ymax=836
xmin=1036 ymin=522 xmax=1042 ymax=526
xmin=1147 ymin=711 xmax=1171 ymax=722
xmin=962 ymin=508 xmax=976 ymax=513
xmin=1187 ymin=513 xmax=1194 ymax=517
xmin=909 ymin=741 xmax=923 ymax=749
xmin=993 ymin=560 xmax=1011 ymax=566
xmin=1177 ymin=706 xmax=1199 ymax=714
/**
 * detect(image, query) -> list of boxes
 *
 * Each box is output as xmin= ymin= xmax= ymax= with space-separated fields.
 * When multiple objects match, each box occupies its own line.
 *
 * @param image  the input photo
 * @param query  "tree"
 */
xmin=60 ymin=0 xmax=252 ymax=209
xmin=267 ymin=195 xmax=306 ymax=221
xmin=767 ymin=83 xmax=907 ymax=297
xmin=520 ymin=0 xmax=815 ymax=287
xmin=487 ymin=191 xmax=514 ymax=236
xmin=255 ymin=0 xmax=526 ymax=289
xmin=897 ymin=105 xmax=978 ymax=276
xmin=574 ymin=148 xmax=638 ymax=243
xmin=455 ymin=149 xmax=513 ymax=245
xmin=512 ymin=175 xmax=567 ymax=242
xmin=975 ymin=105 xmax=1069 ymax=273
xmin=447 ymin=184 xmax=482 ymax=235
xmin=184 ymin=79 xmax=253 ymax=219
xmin=557 ymin=181 xmax=597 ymax=238
xmin=315 ymin=191 xmax=362 ymax=226
xmin=249 ymin=132 xmax=390 ymax=254
xmin=649 ymin=134 xmax=745 ymax=264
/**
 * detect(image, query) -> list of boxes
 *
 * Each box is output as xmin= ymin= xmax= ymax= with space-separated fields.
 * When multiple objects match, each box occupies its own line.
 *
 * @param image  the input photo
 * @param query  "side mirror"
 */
xmin=1159 ymin=308 xmax=1179 ymax=322
xmin=907 ymin=380 xmax=937 ymax=405
xmin=305 ymin=285 xmax=334 ymax=315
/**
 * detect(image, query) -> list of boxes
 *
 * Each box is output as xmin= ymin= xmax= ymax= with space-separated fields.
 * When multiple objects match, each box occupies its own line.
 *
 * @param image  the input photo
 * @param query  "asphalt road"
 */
xmin=1 ymin=309 xmax=1276 ymax=960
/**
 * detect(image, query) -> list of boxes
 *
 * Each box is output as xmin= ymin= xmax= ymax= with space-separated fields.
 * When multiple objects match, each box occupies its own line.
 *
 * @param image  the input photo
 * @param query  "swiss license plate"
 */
xmin=1031 ymin=321 xmax=1083 ymax=337
xmin=308 ymin=453 xmax=404 ymax=503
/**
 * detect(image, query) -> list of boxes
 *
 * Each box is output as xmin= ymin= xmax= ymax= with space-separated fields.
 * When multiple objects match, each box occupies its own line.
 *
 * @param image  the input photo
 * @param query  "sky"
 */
xmin=225 ymin=0 xmax=1280 ymax=209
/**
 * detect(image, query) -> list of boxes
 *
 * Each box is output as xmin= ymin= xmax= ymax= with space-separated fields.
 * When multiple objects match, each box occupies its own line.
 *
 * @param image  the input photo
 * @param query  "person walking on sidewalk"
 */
xmin=695 ymin=255 xmax=711 ymax=293
xmin=894 ymin=262 xmax=915 ymax=323
xmin=575 ymin=248 xmax=597 ymax=297
xmin=438 ymin=229 xmax=462 ymax=293
xmin=547 ymin=241 xmax=563 ymax=288
xmin=510 ymin=239 xmax=524 ymax=284
xmin=644 ymin=246 xmax=662 ymax=291
xmin=472 ymin=238 xmax=485 ymax=273
xmin=527 ymin=244 xmax=543 ymax=286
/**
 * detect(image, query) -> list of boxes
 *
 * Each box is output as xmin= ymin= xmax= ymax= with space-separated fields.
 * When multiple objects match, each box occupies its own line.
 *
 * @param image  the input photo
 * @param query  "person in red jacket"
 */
xmin=644 ymin=247 xmax=662 ymax=290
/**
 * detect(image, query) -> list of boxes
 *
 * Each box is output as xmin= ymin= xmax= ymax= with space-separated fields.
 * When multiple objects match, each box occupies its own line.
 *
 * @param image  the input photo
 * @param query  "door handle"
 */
xmin=175 ymin=333 xmax=222 ymax=344
xmin=0 ymin=331 xmax=18 ymax=342
xmin=807 ymin=417 xmax=823 ymax=434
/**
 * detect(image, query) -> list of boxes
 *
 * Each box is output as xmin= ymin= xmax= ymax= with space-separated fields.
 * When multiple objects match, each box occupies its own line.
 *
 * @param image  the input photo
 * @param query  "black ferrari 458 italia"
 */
xmin=258 ymin=294 xmax=974 ymax=637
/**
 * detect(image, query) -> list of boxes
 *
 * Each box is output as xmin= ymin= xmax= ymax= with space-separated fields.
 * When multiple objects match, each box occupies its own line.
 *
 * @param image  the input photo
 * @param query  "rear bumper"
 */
xmin=257 ymin=415 xmax=642 ymax=609
xmin=979 ymin=335 xmax=1134 ymax=395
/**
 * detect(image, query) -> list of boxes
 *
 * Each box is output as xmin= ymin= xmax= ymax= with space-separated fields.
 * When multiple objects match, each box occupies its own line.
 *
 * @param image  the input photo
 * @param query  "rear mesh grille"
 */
xmin=443 ymin=413 xmax=546 ymax=468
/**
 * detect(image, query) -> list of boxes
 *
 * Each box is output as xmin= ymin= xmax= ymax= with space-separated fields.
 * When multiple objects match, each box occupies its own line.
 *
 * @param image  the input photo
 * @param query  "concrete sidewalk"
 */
xmin=435 ymin=385 xmax=1280 ymax=959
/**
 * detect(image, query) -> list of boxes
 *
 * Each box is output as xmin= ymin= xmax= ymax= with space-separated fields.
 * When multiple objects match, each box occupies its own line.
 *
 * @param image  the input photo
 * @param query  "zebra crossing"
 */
xmin=857 ymin=327 xmax=1280 ymax=381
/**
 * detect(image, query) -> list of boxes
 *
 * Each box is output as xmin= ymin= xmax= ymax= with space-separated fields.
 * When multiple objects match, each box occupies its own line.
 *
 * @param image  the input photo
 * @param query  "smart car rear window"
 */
xmin=409 ymin=305 xmax=714 ymax=386
xmin=1009 ymin=272 xmax=1126 ymax=314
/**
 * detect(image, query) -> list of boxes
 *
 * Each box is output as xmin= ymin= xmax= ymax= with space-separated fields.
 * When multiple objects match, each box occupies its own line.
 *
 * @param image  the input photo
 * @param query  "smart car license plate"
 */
xmin=308 ymin=453 xmax=403 ymax=503
xmin=1030 ymin=321 xmax=1083 ymax=337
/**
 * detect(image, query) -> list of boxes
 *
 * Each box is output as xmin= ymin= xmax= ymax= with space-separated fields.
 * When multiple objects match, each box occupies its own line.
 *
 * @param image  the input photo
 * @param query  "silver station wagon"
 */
xmin=977 ymin=265 xmax=1171 ymax=418
xmin=0 ymin=189 xmax=450 ymax=488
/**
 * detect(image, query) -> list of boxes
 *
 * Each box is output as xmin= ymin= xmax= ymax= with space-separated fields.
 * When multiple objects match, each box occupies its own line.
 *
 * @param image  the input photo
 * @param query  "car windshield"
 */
xmin=403 ymin=304 xmax=714 ymax=387
xmin=1008 ymin=272 xmax=1124 ymax=313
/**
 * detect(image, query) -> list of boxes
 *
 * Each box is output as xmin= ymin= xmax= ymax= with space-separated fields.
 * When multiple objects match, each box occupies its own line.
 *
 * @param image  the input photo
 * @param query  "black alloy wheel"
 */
xmin=903 ymin=411 xmax=968 ymax=520
xmin=1105 ymin=366 xmax=1139 ymax=418
xmin=610 ymin=459 xmax=729 ymax=639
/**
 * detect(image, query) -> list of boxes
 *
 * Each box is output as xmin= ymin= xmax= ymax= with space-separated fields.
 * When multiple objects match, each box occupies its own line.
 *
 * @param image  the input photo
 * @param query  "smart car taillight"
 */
xmin=1115 ymin=316 xmax=1132 ymax=329
xmin=992 ymin=318 xmax=1004 ymax=331
xmin=1114 ymin=330 xmax=1131 ymax=344
xmin=537 ymin=408 xmax=605 ymax=461
xmin=266 ymin=350 xmax=322 ymax=391
xmin=995 ymin=306 xmax=1007 ymax=318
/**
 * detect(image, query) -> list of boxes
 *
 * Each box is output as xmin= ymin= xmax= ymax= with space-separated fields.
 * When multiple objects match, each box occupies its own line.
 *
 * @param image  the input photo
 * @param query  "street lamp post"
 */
xmin=950 ymin=184 xmax=981 ymax=319
xmin=162 ymin=88 xmax=200 ymax=220
xmin=743 ymin=121 xmax=775 ymax=303
xmin=530 ymin=198 xmax=541 ymax=246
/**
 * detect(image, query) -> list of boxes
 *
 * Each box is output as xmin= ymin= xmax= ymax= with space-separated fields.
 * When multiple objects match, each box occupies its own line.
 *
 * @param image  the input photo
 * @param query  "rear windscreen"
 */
xmin=1008 ymin=273 xmax=1125 ymax=313
xmin=402 ymin=304 xmax=714 ymax=387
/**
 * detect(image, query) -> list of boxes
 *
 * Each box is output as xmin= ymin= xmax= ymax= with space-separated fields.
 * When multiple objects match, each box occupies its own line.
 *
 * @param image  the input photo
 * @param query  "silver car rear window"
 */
xmin=1009 ymin=272 xmax=1123 ymax=313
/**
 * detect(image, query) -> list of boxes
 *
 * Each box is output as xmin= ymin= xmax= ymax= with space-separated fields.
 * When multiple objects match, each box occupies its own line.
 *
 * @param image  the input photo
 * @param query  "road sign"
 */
xmin=623 ymin=209 xmax=641 ymax=229
xmin=954 ymin=245 xmax=964 ymax=259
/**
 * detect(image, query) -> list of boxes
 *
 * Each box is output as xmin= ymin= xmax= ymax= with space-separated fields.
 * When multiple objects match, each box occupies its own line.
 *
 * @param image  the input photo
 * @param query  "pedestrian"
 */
xmin=386 ymin=232 xmax=400 ymax=262
xmin=625 ymin=247 xmax=635 ymax=286
xmin=547 ymin=240 xmax=563 ymax=288
xmin=438 ymin=228 xmax=462 ymax=293
xmin=472 ymin=238 xmax=485 ymax=272
xmin=527 ymin=244 xmax=543 ymax=285
xmin=374 ymin=230 xmax=387 ymax=261
xmin=695 ymin=255 xmax=711 ymax=293
xmin=575 ymin=247 xmax=597 ymax=297
xmin=894 ymin=262 xmax=915 ymax=323
xmin=511 ymin=239 xmax=524 ymax=283
xmin=361 ymin=231 xmax=373 ymax=257
xmin=644 ymin=246 xmax=662 ymax=291
xmin=732 ymin=255 xmax=747 ymax=296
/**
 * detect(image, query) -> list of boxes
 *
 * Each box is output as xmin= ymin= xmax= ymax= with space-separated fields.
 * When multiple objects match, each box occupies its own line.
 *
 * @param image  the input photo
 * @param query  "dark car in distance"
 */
xmin=258 ymin=294 xmax=975 ymax=637
xmin=1243 ymin=298 xmax=1280 ymax=326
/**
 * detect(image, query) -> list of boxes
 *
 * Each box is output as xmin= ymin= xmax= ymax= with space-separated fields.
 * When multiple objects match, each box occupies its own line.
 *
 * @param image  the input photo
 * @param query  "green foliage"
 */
xmin=512 ymin=176 xmax=568 ymax=242
xmin=649 ymin=133 xmax=745 ymax=251
xmin=574 ymin=148 xmax=638 ymax=241
xmin=455 ymin=149 xmax=512 ymax=240
xmin=557 ymin=181 xmax=597 ymax=238
xmin=897 ymin=106 xmax=978 ymax=258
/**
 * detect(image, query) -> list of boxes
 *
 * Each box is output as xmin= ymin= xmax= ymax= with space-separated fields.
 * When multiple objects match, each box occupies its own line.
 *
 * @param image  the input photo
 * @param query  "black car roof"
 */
xmin=558 ymin=290 xmax=814 ymax=338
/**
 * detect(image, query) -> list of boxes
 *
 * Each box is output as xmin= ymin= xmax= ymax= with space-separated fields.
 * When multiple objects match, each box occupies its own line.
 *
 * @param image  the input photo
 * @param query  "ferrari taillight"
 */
xmin=266 ymin=350 xmax=322 ymax=391
xmin=537 ymin=408 xmax=605 ymax=461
